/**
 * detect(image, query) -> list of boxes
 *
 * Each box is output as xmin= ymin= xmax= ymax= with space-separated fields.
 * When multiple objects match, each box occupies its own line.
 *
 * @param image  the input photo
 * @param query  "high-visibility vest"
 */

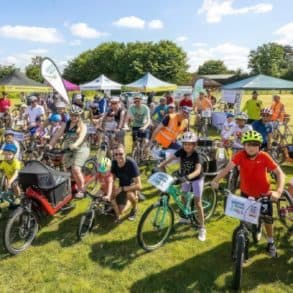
xmin=155 ymin=114 xmax=184 ymax=148
xmin=271 ymin=102 xmax=284 ymax=122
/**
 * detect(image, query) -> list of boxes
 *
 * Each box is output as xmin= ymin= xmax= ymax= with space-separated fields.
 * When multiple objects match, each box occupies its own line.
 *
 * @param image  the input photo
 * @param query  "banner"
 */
xmin=192 ymin=78 xmax=204 ymax=102
xmin=41 ymin=57 xmax=70 ymax=104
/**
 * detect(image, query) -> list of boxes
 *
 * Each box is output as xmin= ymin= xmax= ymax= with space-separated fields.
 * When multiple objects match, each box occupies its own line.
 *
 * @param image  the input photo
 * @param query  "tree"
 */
xmin=197 ymin=60 xmax=229 ymax=75
xmin=25 ymin=56 xmax=44 ymax=83
xmin=248 ymin=43 xmax=286 ymax=77
xmin=0 ymin=64 xmax=16 ymax=80
xmin=63 ymin=41 xmax=189 ymax=85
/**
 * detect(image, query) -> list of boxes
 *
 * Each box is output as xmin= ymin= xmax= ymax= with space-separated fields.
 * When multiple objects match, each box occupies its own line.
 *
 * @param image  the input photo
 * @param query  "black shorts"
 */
xmin=132 ymin=127 xmax=150 ymax=142
xmin=116 ymin=191 xmax=127 ymax=206
xmin=241 ymin=192 xmax=273 ymax=224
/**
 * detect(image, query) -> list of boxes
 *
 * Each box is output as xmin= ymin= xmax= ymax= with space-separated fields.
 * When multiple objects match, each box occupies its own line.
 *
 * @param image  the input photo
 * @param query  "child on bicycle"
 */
xmin=158 ymin=131 xmax=206 ymax=241
xmin=211 ymin=130 xmax=285 ymax=257
xmin=0 ymin=143 xmax=22 ymax=199
xmin=1 ymin=129 xmax=21 ymax=160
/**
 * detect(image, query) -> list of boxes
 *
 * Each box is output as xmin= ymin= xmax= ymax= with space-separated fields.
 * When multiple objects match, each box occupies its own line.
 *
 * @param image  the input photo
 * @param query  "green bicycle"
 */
xmin=137 ymin=172 xmax=217 ymax=251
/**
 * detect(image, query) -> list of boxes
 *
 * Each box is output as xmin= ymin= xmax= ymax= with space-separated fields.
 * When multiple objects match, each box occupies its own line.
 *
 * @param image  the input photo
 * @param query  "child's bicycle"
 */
xmin=0 ymin=189 xmax=16 ymax=219
xmin=136 ymin=172 xmax=217 ymax=251
xmin=217 ymin=187 xmax=275 ymax=290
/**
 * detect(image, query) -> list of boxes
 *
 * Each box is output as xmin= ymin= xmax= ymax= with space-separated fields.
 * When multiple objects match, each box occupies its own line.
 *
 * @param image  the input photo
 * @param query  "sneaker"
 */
xmin=256 ymin=231 xmax=262 ymax=242
xmin=198 ymin=227 xmax=206 ymax=241
xmin=128 ymin=208 xmax=137 ymax=221
xmin=266 ymin=242 xmax=277 ymax=258
xmin=178 ymin=217 xmax=191 ymax=224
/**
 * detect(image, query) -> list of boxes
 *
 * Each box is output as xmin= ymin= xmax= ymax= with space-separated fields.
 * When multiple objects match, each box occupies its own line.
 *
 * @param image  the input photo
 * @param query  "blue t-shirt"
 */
xmin=252 ymin=120 xmax=272 ymax=144
xmin=152 ymin=105 xmax=168 ymax=122
xmin=98 ymin=97 xmax=108 ymax=114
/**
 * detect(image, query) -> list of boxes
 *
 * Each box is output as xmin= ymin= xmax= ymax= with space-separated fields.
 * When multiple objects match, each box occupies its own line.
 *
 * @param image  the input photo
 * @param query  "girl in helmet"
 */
xmin=212 ymin=130 xmax=285 ymax=258
xmin=158 ymin=131 xmax=206 ymax=241
xmin=49 ymin=105 xmax=90 ymax=198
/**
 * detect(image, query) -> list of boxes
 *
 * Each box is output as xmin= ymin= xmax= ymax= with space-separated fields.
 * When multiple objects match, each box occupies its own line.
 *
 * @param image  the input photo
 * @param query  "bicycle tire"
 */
xmin=277 ymin=189 xmax=293 ymax=220
xmin=4 ymin=207 xmax=39 ymax=255
xmin=77 ymin=209 xmax=95 ymax=240
xmin=233 ymin=234 xmax=245 ymax=290
xmin=137 ymin=201 xmax=174 ymax=251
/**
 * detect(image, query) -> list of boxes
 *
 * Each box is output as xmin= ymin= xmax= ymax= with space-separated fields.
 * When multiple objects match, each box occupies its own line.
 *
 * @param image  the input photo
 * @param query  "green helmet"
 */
xmin=241 ymin=130 xmax=263 ymax=145
xmin=98 ymin=157 xmax=112 ymax=173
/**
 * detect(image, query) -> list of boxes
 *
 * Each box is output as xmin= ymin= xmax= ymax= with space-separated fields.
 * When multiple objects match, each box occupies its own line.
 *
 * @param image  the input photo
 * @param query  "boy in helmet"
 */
xmin=211 ymin=130 xmax=285 ymax=257
xmin=158 ymin=131 xmax=206 ymax=241
xmin=1 ymin=130 xmax=21 ymax=160
xmin=0 ymin=143 xmax=22 ymax=198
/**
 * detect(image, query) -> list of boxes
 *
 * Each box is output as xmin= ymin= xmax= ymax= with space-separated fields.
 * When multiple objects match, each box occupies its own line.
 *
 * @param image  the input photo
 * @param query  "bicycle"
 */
xmin=278 ymin=189 xmax=293 ymax=229
xmin=196 ymin=110 xmax=212 ymax=137
xmin=132 ymin=129 xmax=152 ymax=166
xmin=0 ymin=189 xmax=16 ymax=218
xmin=137 ymin=172 xmax=217 ymax=251
xmin=218 ymin=188 xmax=274 ymax=290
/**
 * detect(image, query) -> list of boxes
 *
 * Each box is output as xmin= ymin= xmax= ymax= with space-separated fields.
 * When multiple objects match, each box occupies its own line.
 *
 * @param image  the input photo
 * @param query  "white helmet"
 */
xmin=70 ymin=104 xmax=83 ymax=115
xmin=235 ymin=112 xmax=248 ymax=121
xmin=261 ymin=107 xmax=273 ymax=115
xmin=181 ymin=131 xmax=198 ymax=143
xmin=181 ymin=106 xmax=192 ymax=114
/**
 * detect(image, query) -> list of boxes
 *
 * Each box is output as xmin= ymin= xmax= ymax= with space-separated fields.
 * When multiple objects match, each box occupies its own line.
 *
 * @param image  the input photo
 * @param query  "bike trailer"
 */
xmin=18 ymin=161 xmax=71 ymax=207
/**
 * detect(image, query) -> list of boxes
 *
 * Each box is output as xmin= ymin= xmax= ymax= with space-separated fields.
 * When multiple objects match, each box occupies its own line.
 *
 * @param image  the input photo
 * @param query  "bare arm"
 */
xmin=73 ymin=122 xmax=87 ymax=148
xmin=272 ymin=166 xmax=285 ymax=195
xmin=49 ymin=123 xmax=66 ymax=147
xmin=123 ymin=176 xmax=142 ymax=192
xmin=158 ymin=154 xmax=176 ymax=169
xmin=212 ymin=161 xmax=236 ymax=185
xmin=187 ymin=163 xmax=202 ymax=180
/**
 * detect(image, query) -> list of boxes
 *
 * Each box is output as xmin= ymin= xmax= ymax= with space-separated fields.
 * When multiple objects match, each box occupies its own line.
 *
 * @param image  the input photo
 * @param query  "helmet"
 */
xmin=241 ymin=130 xmax=263 ymax=145
xmin=74 ymin=94 xmax=82 ymax=100
xmin=235 ymin=112 xmax=248 ymax=121
xmin=159 ymin=97 xmax=166 ymax=103
xmin=181 ymin=131 xmax=198 ymax=143
xmin=98 ymin=157 xmax=112 ymax=173
xmin=3 ymin=143 xmax=17 ymax=154
xmin=261 ymin=107 xmax=273 ymax=115
xmin=4 ymin=129 xmax=14 ymax=137
xmin=20 ymin=103 xmax=28 ymax=108
xmin=181 ymin=106 xmax=192 ymax=114
xmin=49 ymin=113 xmax=62 ymax=122
xmin=70 ymin=104 xmax=83 ymax=115
xmin=29 ymin=95 xmax=38 ymax=102
xmin=55 ymin=101 xmax=67 ymax=108
xmin=226 ymin=113 xmax=234 ymax=118
xmin=110 ymin=96 xmax=120 ymax=103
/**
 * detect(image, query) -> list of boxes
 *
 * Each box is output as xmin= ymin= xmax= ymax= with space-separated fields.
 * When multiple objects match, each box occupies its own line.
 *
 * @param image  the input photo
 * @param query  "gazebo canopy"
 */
xmin=194 ymin=77 xmax=222 ymax=88
xmin=80 ymin=74 xmax=122 ymax=91
xmin=126 ymin=72 xmax=177 ymax=92
xmin=63 ymin=79 xmax=80 ymax=91
xmin=0 ymin=71 xmax=51 ymax=93
xmin=223 ymin=74 xmax=293 ymax=90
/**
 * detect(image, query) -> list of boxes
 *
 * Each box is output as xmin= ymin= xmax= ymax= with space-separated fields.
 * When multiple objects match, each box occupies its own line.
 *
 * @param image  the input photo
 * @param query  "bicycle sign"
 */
xmin=148 ymin=172 xmax=174 ymax=192
xmin=225 ymin=194 xmax=261 ymax=225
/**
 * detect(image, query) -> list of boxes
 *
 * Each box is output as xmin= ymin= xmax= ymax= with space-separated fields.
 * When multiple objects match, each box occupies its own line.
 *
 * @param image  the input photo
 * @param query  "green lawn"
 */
xmin=0 ymin=95 xmax=292 ymax=292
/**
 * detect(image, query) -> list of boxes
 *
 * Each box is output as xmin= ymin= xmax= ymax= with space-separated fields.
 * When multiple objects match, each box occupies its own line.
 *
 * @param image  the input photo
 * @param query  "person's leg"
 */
xmin=126 ymin=191 xmax=138 ymax=210
xmin=264 ymin=223 xmax=273 ymax=239
xmin=195 ymin=197 xmax=204 ymax=228
xmin=71 ymin=166 xmax=84 ymax=191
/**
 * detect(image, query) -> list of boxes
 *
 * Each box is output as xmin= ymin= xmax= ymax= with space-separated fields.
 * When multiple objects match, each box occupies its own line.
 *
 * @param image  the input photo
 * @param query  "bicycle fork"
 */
xmin=153 ymin=195 xmax=169 ymax=229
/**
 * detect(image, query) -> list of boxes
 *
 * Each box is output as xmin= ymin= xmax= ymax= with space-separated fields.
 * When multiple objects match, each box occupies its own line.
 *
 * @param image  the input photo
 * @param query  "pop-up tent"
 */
xmin=126 ymin=72 xmax=177 ymax=92
xmin=80 ymin=74 xmax=122 ymax=91
xmin=0 ymin=70 xmax=51 ymax=93
xmin=63 ymin=79 xmax=80 ymax=91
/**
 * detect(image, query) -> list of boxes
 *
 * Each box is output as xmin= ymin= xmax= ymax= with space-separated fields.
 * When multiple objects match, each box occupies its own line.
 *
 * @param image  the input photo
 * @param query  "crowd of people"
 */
xmin=0 ymin=88 xmax=292 ymax=254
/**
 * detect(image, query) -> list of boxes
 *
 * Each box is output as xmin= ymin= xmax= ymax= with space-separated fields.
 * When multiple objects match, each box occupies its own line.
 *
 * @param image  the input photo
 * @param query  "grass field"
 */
xmin=0 ymin=95 xmax=292 ymax=292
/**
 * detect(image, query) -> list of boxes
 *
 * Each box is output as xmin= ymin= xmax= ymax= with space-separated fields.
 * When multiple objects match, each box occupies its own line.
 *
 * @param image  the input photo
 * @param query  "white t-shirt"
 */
xmin=221 ymin=120 xmax=236 ymax=140
xmin=232 ymin=124 xmax=253 ymax=149
xmin=26 ymin=105 xmax=45 ymax=127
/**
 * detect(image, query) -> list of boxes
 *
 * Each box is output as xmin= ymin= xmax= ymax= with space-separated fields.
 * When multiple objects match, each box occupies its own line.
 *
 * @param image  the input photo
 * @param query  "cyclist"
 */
xmin=242 ymin=90 xmax=263 ymax=124
xmin=232 ymin=112 xmax=252 ymax=149
xmin=179 ymin=93 xmax=193 ymax=108
xmin=221 ymin=113 xmax=236 ymax=146
xmin=1 ymin=130 xmax=21 ymax=160
xmin=252 ymin=108 xmax=273 ymax=149
xmin=127 ymin=95 xmax=151 ymax=151
xmin=152 ymin=97 xmax=168 ymax=127
xmin=49 ymin=105 xmax=90 ymax=198
xmin=45 ymin=114 xmax=62 ymax=139
xmin=25 ymin=96 xmax=45 ymax=128
xmin=167 ymin=103 xmax=176 ymax=114
xmin=211 ymin=130 xmax=285 ymax=257
xmin=194 ymin=90 xmax=213 ymax=127
xmin=111 ymin=144 xmax=141 ymax=221
xmin=150 ymin=106 xmax=190 ymax=150
xmin=0 ymin=143 xmax=22 ymax=199
xmin=270 ymin=95 xmax=285 ymax=125
xmin=158 ymin=131 xmax=206 ymax=241
xmin=55 ymin=100 xmax=69 ymax=123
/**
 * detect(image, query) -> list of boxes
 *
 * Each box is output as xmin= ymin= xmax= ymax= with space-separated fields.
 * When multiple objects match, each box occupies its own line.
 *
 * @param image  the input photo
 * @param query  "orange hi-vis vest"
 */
xmin=271 ymin=102 xmax=285 ymax=122
xmin=155 ymin=114 xmax=185 ymax=148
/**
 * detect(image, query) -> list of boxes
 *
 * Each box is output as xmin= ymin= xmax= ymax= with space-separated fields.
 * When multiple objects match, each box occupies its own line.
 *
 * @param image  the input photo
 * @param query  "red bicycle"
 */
xmin=3 ymin=159 xmax=87 ymax=255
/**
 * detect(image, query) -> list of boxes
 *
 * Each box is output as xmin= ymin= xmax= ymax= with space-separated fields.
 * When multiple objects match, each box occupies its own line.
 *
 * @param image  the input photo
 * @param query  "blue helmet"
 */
xmin=3 ymin=143 xmax=17 ymax=154
xmin=49 ymin=113 xmax=62 ymax=122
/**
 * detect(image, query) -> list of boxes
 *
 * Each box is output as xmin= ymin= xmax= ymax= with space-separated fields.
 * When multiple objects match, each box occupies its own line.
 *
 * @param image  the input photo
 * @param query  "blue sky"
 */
xmin=0 ymin=0 xmax=292 ymax=73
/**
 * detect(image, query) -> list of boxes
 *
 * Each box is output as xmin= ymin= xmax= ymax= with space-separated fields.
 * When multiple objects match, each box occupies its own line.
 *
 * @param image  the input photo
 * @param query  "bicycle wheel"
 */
xmin=190 ymin=183 xmax=217 ymax=222
xmin=232 ymin=234 xmax=246 ymax=290
xmin=137 ymin=201 xmax=174 ymax=251
xmin=4 ymin=207 xmax=39 ymax=255
xmin=132 ymin=145 xmax=141 ymax=165
xmin=277 ymin=190 xmax=293 ymax=220
xmin=77 ymin=209 xmax=95 ymax=240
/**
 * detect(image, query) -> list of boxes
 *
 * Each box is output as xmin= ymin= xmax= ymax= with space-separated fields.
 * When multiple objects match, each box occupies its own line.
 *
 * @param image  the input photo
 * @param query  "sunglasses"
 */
xmin=134 ymin=99 xmax=141 ymax=103
xmin=246 ymin=142 xmax=261 ymax=147
xmin=114 ymin=152 xmax=124 ymax=157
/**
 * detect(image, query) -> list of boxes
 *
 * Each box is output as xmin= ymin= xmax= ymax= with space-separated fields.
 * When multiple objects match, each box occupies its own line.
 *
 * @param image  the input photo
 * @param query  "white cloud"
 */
xmin=274 ymin=22 xmax=293 ymax=46
xmin=187 ymin=42 xmax=250 ymax=72
xmin=192 ymin=42 xmax=207 ymax=47
xmin=0 ymin=25 xmax=63 ymax=43
xmin=69 ymin=22 xmax=108 ymax=39
xmin=69 ymin=39 xmax=81 ymax=46
xmin=148 ymin=19 xmax=164 ymax=29
xmin=176 ymin=36 xmax=188 ymax=43
xmin=28 ymin=48 xmax=48 ymax=55
xmin=198 ymin=0 xmax=272 ymax=23
xmin=113 ymin=16 xmax=145 ymax=29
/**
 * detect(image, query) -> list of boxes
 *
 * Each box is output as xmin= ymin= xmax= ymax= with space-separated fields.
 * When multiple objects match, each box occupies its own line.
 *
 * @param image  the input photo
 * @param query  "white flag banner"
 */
xmin=192 ymin=78 xmax=204 ymax=102
xmin=41 ymin=57 xmax=70 ymax=104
